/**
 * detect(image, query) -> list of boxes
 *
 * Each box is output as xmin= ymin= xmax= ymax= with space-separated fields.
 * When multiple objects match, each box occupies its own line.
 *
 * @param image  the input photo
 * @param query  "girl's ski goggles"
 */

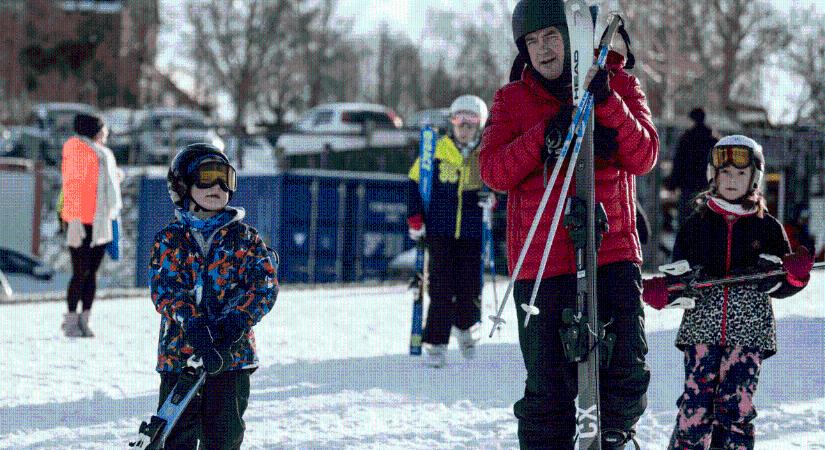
xmin=450 ymin=112 xmax=481 ymax=128
xmin=193 ymin=161 xmax=237 ymax=192
xmin=710 ymin=146 xmax=755 ymax=170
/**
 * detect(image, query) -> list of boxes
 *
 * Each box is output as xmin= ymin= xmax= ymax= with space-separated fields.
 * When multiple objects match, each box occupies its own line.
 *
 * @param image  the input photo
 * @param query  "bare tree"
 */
xmin=255 ymin=1 xmax=309 ymax=127
xmin=186 ymin=0 xmax=292 ymax=134
xmin=388 ymin=43 xmax=425 ymax=119
xmin=613 ymin=0 xmax=790 ymax=119
xmin=426 ymin=59 xmax=457 ymax=108
xmin=787 ymin=7 xmax=825 ymax=124
xmin=455 ymin=24 xmax=502 ymax=104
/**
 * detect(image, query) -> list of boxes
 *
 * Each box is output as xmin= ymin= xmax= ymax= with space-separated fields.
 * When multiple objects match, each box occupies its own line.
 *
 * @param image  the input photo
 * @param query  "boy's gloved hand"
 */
xmin=66 ymin=219 xmax=86 ymax=248
xmin=216 ymin=310 xmax=249 ymax=352
xmin=407 ymin=214 xmax=425 ymax=241
xmin=183 ymin=316 xmax=224 ymax=375
xmin=544 ymin=104 xmax=575 ymax=164
xmin=783 ymin=246 xmax=814 ymax=287
xmin=642 ymin=276 xmax=670 ymax=310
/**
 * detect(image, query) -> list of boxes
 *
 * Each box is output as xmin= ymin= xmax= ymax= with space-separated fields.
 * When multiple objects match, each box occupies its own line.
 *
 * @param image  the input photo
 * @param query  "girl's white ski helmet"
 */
xmin=449 ymin=95 xmax=489 ymax=127
xmin=706 ymin=134 xmax=765 ymax=192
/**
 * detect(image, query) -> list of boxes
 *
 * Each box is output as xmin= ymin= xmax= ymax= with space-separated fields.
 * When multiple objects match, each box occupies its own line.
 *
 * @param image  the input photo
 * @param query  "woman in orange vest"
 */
xmin=60 ymin=113 xmax=122 ymax=337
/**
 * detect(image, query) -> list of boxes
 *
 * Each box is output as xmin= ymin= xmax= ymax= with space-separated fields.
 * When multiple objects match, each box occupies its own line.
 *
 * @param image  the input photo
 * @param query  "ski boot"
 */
xmin=77 ymin=310 xmax=94 ymax=337
xmin=61 ymin=312 xmax=83 ymax=337
xmin=454 ymin=323 xmax=481 ymax=360
xmin=422 ymin=344 xmax=447 ymax=368
xmin=602 ymin=428 xmax=641 ymax=450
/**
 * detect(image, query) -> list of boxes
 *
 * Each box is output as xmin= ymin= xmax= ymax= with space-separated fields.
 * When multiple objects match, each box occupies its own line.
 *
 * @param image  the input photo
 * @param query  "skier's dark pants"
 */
xmin=159 ymin=369 xmax=253 ymax=450
xmin=423 ymin=235 xmax=482 ymax=345
xmin=513 ymin=261 xmax=650 ymax=449
xmin=668 ymin=345 xmax=762 ymax=450
xmin=67 ymin=224 xmax=106 ymax=313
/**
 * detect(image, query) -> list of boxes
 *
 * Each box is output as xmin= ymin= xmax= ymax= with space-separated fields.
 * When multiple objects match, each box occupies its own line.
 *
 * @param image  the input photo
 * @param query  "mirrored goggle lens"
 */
xmin=450 ymin=113 xmax=481 ymax=127
xmin=194 ymin=161 xmax=236 ymax=191
xmin=711 ymin=146 xmax=752 ymax=169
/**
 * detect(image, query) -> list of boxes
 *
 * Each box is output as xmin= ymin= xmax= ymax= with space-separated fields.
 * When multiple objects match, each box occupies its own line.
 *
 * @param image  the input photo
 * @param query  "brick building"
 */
xmin=0 ymin=0 xmax=159 ymax=116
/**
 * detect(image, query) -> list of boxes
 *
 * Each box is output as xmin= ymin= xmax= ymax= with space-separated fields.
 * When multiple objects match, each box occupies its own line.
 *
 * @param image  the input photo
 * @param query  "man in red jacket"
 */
xmin=478 ymin=1 xmax=659 ymax=448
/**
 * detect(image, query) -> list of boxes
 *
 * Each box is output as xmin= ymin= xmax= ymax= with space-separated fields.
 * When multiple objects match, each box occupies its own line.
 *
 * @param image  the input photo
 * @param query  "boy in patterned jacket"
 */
xmin=149 ymin=143 xmax=278 ymax=449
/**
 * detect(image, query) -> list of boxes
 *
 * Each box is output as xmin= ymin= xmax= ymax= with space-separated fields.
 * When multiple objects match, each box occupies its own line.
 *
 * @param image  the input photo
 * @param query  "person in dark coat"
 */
xmin=668 ymin=107 xmax=719 ymax=228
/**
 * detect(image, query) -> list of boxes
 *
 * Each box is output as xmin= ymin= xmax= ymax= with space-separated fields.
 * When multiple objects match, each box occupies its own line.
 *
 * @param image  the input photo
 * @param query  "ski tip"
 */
xmin=520 ymin=303 xmax=540 ymax=315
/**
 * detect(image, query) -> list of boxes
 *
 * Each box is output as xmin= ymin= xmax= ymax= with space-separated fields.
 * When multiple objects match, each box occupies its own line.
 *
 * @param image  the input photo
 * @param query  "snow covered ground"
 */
xmin=0 ymin=275 xmax=822 ymax=449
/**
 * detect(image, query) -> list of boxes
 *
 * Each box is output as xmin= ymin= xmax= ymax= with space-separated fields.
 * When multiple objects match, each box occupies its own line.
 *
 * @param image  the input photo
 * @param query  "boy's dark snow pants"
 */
xmin=158 ymin=369 xmax=252 ymax=450
xmin=422 ymin=235 xmax=482 ymax=345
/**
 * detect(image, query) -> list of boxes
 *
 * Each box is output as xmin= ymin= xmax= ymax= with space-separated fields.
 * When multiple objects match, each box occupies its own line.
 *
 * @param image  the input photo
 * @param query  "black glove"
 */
xmin=183 ymin=316 xmax=224 ymax=375
xmin=594 ymin=123 xmax=619 ymax=160
xmin=544 ymin=104 xmax=575 ymax=164
xmin=587 ymin=68 xmax=612 ymax=104
xmin=752 ymin=254 xmax=784 ymax=293
xmin=215 ymin=310 xmax=249 ymax=352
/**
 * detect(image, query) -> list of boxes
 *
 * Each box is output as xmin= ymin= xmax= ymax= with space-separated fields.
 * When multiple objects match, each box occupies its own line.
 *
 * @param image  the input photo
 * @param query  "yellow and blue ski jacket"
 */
xmin=407 ymin=135 xmax=485 ymax=240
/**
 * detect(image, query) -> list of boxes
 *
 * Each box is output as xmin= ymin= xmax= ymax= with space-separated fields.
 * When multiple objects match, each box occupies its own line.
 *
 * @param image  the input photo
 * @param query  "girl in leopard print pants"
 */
xmin=643 ymin=135 xmax=815 ymax=450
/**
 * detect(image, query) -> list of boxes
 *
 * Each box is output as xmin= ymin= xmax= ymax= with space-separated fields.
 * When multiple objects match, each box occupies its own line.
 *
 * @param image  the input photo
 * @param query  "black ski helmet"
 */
xmin=167 ymin=143 xmax=235 ymax=208
xmin=512 ymin=0 xmax=567 ymax=56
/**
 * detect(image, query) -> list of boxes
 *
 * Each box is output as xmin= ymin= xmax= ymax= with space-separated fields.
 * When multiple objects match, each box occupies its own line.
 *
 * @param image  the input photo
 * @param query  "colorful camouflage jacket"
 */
xmin=149 ymin=207 xmax=278 ymax=373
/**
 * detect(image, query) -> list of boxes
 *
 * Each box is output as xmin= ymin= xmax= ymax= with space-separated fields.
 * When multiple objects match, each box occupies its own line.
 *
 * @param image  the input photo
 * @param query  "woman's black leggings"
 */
xmin=67 ymin=225 xmax=106 ymax=312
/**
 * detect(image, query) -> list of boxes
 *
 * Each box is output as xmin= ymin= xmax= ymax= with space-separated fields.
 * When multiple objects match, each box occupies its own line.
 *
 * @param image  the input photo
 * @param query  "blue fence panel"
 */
xmin=136 ymin=170 xmax=409 ymax=286
xmin=135 ymin=176 xmax=177 ymax=288
xmin=352 ymin=176 xmax=411 ymax=281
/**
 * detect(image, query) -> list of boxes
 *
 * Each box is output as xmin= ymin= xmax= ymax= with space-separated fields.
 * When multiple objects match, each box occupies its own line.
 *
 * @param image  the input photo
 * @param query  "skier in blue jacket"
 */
xmin=149 ymin=143 xmax=278 ymax=449
xmin=407 ymin=95 xmax=493 ymax=367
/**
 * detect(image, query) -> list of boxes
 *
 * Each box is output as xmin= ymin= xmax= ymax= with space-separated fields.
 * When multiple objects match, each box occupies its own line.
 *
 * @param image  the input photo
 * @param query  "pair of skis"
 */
xmin=650 ymin=259 xmax=825 ymax=309
xmin=480 ymin=188 xmax=500 ymax=331
xmin=409 ymin=126 xmax=437 ymax=355
xmin=487 ymin=5 xmax=621 ymax=334
xmin=128 ymin=357 xmax=206 ymax=449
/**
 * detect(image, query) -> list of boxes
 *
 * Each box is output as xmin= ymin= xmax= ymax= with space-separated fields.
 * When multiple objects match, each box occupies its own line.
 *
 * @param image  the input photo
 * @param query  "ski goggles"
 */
xmin=450 ymin=112 xmax=481 ymax=128
xmin=710 ymin=146 xmax=755 ymax=170
xmin=192 ymin=160 xmax=237 ymax=192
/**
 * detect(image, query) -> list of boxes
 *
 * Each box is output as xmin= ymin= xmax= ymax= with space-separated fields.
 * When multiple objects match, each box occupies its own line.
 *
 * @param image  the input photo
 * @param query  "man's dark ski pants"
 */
xmin=513 ymin=261 xmax=650 ymax=449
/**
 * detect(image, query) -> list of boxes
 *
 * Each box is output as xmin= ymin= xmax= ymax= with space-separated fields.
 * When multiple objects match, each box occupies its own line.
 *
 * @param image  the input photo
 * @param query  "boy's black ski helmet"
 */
xmin=167 ymin=143 xmax=235 ymax=208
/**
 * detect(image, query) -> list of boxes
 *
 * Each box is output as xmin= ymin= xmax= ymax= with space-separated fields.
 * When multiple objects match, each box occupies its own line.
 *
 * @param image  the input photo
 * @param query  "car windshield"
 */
xmin=145 ymin=113 xmax=207 ymax=130
xmin=342 ymin=111 xmax=395 ymax=128
xmin=47 ymin=111 xmax=81 ymax=134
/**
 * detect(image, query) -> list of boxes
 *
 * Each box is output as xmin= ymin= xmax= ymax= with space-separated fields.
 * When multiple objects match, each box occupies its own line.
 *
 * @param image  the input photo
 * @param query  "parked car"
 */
xmin=224 ymin=135 xmax=277 ymax=171
xmin=102 ymin=107 xmax=143 ymax=164
xmin=132 ymin=107 xmax=224 ymax=164
xmin=407 ymin=108 xmax=451 ymax=134
xmin=18 ymin=102 xmax=99 ymax=165
xmin=0 ymin=124 xmax=18 ymax=157
xmin=277 ymin=103 xmax=413 ymax=156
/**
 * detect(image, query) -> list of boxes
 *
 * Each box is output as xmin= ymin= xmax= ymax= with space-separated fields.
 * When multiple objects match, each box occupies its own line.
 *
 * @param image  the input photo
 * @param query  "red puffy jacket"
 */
xmin=478 ymin=62 xmax=658 ymax=280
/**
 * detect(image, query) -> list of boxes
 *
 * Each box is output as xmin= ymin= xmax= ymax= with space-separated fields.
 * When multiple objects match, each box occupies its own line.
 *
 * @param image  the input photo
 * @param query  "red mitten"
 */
xmin=407 ymin=214 xmax=425 ymax=241
xmin=642 ymin=276 xmax=670 ymax=310
xmin=782 ymin=246 xmax=814 ymax=287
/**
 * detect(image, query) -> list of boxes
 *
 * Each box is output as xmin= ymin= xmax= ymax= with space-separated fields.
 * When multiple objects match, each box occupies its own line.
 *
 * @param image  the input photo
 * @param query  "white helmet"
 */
xmin=706 ymin=134 xmax=765 ymax=192
xmin=449 ymin=95 xmax=489 ymax=127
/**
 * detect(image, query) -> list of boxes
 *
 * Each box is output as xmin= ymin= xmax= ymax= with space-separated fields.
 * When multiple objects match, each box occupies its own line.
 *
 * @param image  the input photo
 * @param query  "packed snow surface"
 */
xmin=1 ymin=275 xmax=822 ymax=449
